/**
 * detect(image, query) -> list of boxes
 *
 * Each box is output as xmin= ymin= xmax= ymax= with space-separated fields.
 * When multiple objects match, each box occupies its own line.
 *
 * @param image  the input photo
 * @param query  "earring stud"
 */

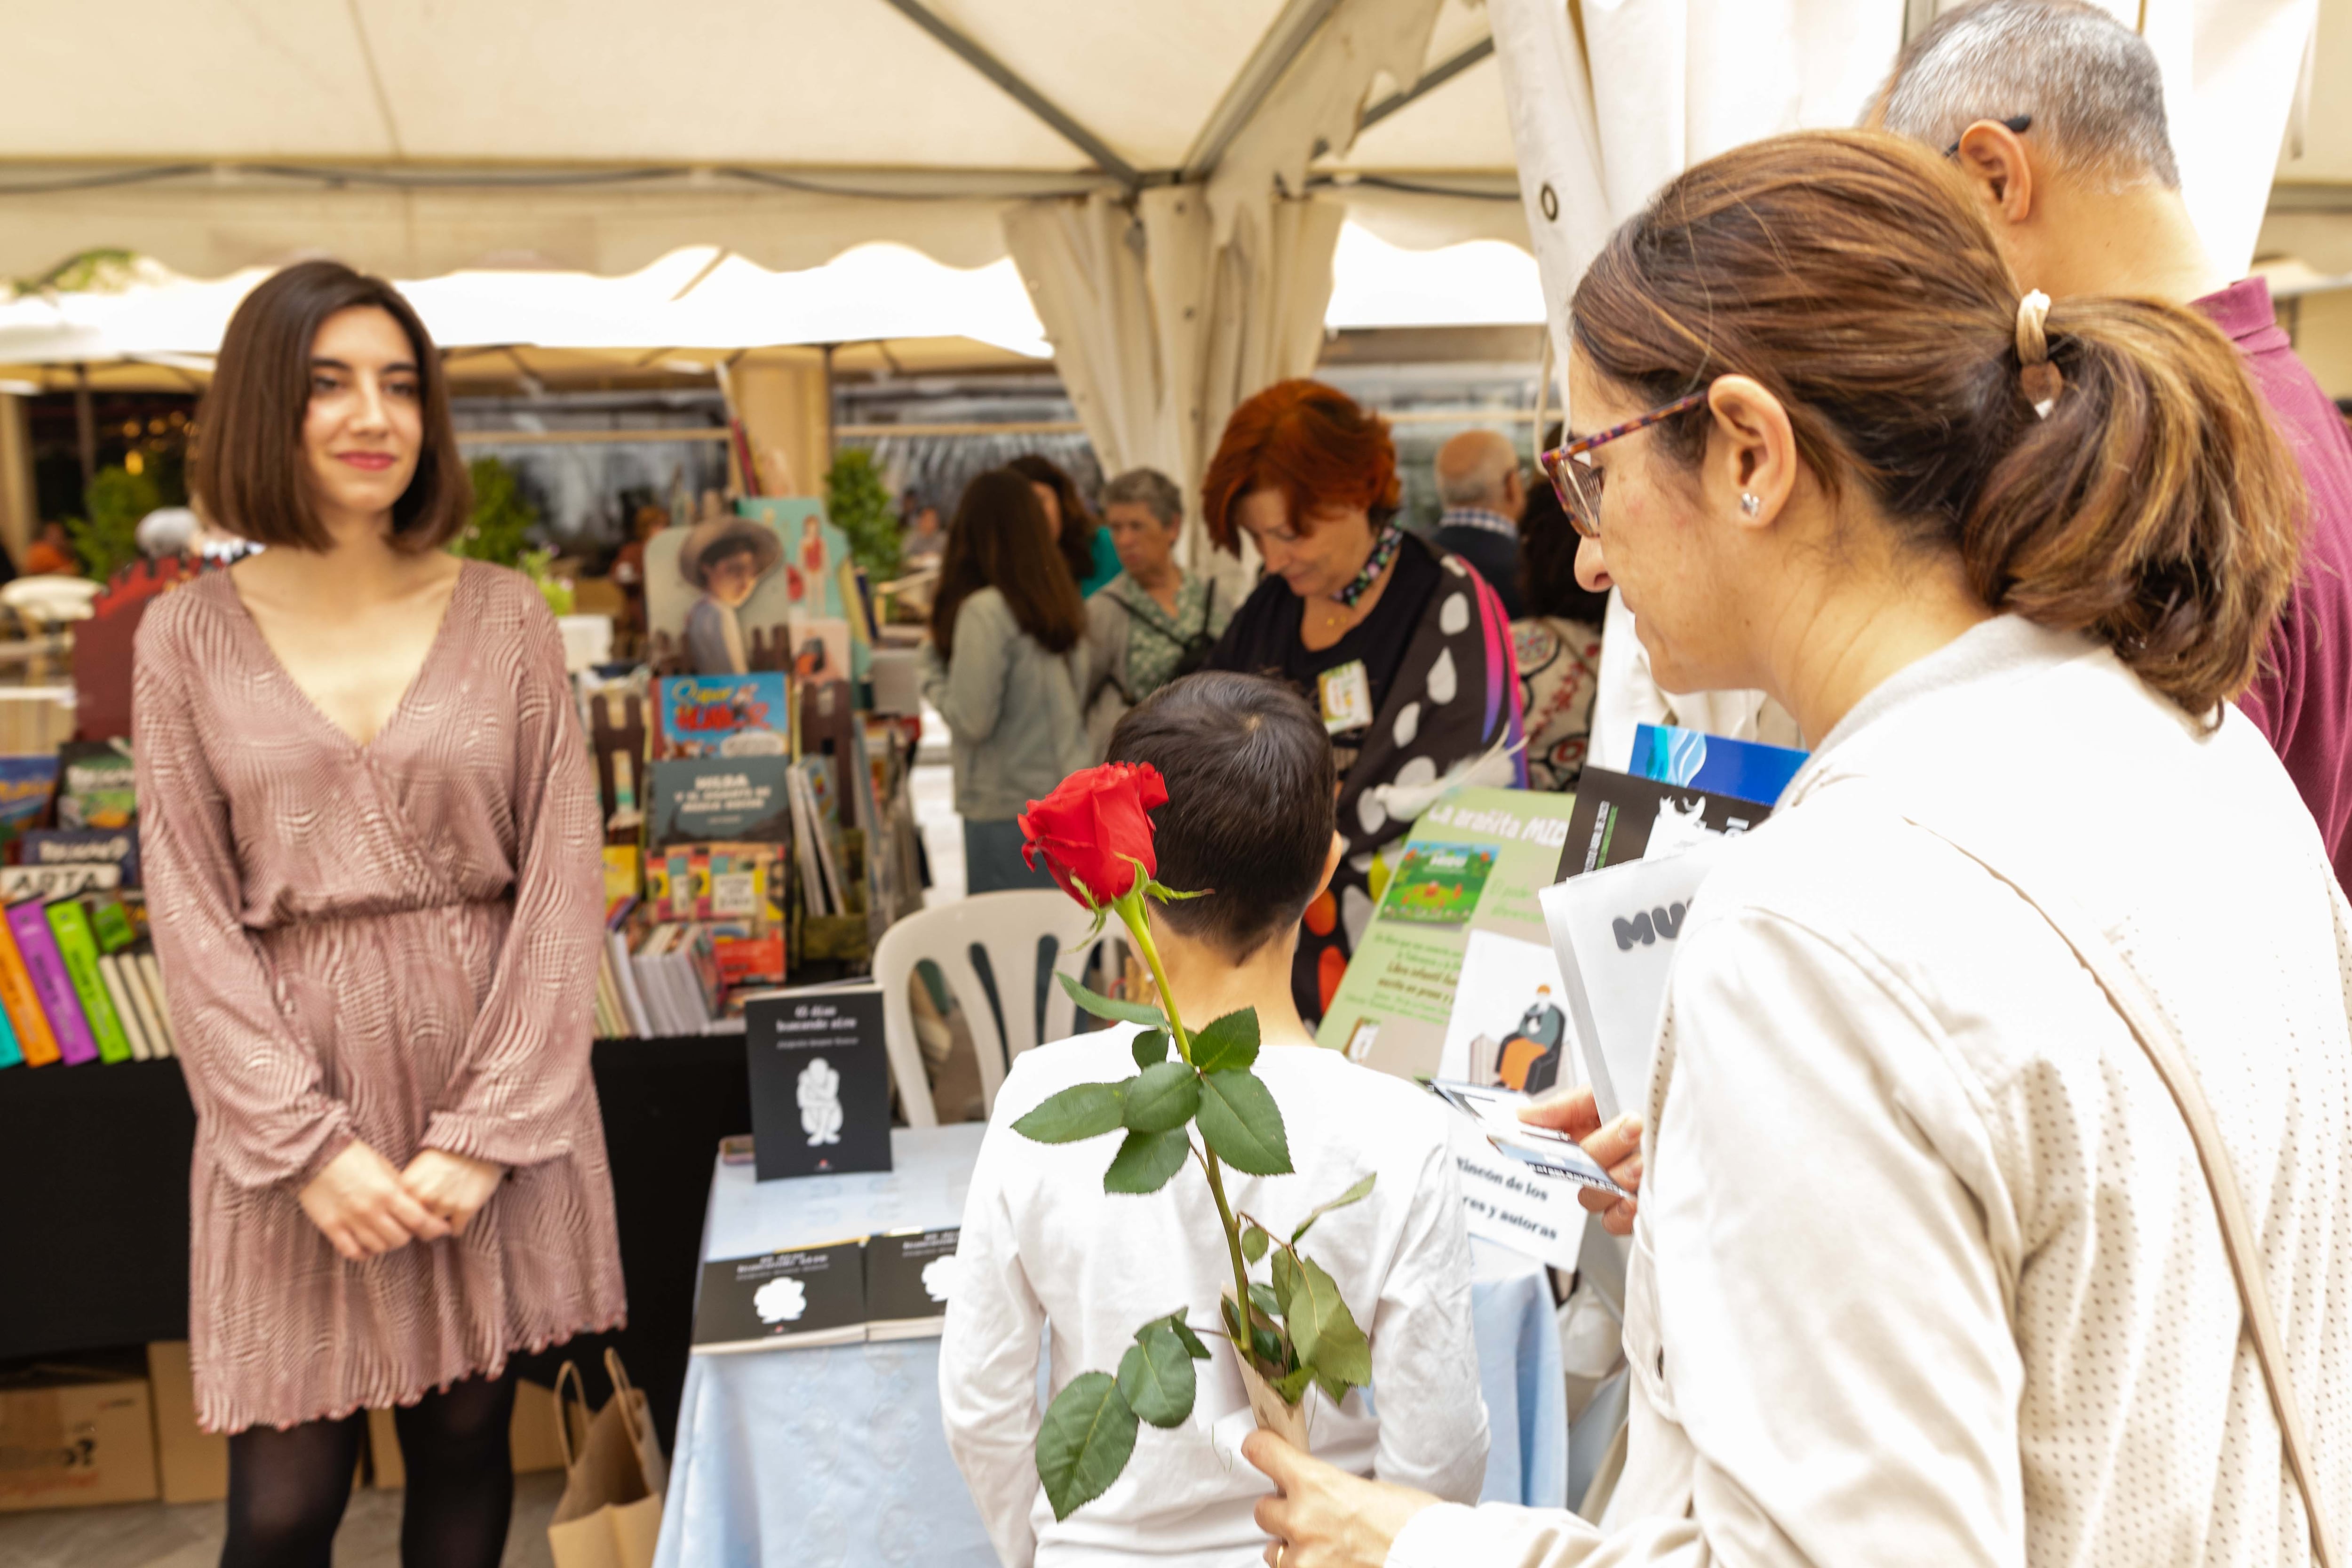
xmin=1739 ymin=493 xmax=1762 ymax=518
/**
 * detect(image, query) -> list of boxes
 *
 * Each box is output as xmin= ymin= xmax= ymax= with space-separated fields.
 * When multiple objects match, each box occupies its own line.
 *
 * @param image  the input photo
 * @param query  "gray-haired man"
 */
xmin=1877 ymin=0 xmax=2352 ymax=893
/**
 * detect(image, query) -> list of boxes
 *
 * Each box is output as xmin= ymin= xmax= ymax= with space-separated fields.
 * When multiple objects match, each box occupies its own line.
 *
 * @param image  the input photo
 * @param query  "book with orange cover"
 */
xmin=0 ymin=908 xmax=61 ymax=1065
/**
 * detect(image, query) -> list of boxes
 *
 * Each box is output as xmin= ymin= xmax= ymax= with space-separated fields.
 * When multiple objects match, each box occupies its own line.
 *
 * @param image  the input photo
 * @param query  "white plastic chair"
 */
xmin=873 ymin=890 xmax=1128 ymax=1126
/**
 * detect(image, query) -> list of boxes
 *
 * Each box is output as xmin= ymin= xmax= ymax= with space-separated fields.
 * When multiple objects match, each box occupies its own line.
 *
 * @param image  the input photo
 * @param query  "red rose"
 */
xmin=1019 ymin=763 xmax=1169 ymax=907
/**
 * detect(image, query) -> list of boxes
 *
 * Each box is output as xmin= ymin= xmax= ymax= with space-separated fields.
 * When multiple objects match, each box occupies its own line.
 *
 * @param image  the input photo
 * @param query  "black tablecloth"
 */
xmin=0 ymin=1037 xmax=751 ymax=1450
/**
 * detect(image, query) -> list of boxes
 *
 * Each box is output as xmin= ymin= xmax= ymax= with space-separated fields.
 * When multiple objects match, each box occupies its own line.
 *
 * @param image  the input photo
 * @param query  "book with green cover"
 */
xmin=1315 ymin=786 xmax=1581 ymax=1082
xmin=46 ymin=899 xmax=132 ymax=1064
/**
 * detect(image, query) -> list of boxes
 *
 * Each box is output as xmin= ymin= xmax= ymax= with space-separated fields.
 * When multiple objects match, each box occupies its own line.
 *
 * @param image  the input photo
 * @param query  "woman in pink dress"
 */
xmin=134 ymin=260 xmax=624 ymax=1567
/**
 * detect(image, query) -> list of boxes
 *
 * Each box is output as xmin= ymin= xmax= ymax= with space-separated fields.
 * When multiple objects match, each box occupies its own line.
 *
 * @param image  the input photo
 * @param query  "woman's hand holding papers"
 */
xmin=1521 ymin=1086 xmax=1643 ymax=1236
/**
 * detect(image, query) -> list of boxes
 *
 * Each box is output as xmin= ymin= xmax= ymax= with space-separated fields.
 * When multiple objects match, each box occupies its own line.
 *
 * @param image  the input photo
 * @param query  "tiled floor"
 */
xmin=0 ymin=1470 xmax=566 ymax=1568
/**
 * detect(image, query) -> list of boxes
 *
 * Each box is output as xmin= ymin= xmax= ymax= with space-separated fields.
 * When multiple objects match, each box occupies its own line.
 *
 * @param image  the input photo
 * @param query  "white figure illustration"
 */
xmin=754 ymin=1276 xmax=809 ymax=1324
xmin=798 ymin=1055 xmax=844 ymax=1146
xmin=1643 ymin=794 xmax=1719 ymax=861
xmin=920 ymin=1255 xmax=963 ymax=1305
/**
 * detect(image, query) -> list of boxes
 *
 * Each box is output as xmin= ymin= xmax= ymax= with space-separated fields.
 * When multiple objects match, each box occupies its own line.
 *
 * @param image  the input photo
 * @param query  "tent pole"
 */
xmin=72 ymin=363 xmax=95 ymax=488
xmin=876 ymin=0 xmax=1139 ymax=185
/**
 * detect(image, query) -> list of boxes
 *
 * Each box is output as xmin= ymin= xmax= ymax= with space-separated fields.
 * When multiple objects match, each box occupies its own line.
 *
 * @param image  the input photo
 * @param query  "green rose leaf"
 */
xmin=1057 ymin=971 xmax=1167 ymax=1029
xmin=1130 ymin=1028 xmax=1171 ymax=1070
xmin=1269 ymin=1247 xmax=1301 ymax=1319
xmin=1271 ymin=1365 xmax=1314 ymax=1405
xmin=1102 ymin=1128 xmax=1190 ymax=1194
xmin=1290 ymin=1173 xmax=1378 ymax=1244
xmin=1116 ymin=1324 xmax=1197 ymax=1429
xmin=1188 ymin=1008 xmax=1261 ymax=1075
xmin=1013 ymin=1081 xmax=1129 ymax=1145
xmin=1193 ymin=1068 xmax=1292 ymax=1175
xmin=1248 ymin=1281 xmax=1282 ymax=1321
xmin=1240 ymin=1224 xmax=1270 ymax=1264
xmin=1311 ymin=1365 xmax=1351 ymax=1407
xmin=1152 ymin=1314 xmax=1211 ymax=1361
xmin=1121 ymin=1060 xmax=1201 ymax=1135
xmin=1250 ymin=1323 xmax=1288 ymax=1370
xmin=1286 ymin=1256 xmax=1371 ymax=1387
xmin=1036 ymin=1371 xmax=1139 ymax=1521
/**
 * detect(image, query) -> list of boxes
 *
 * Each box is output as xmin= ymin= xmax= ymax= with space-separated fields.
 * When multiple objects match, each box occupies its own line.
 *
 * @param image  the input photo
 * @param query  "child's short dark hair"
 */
xmin=696 ymin=534 xmax=761 ymax=586
xmin=1107 ymin=672 xmax=1336 ymax=962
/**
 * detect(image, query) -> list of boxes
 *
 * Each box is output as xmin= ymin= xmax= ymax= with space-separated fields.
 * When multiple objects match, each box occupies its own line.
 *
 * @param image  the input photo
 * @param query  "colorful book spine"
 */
xmin=135 ymin=950 xmax=176 ymax=1057
xmin=0 ymin=979 xmax=19 ymax=1067
xmin=48 ymin=899 xmax=132 ymax=1065
xmin=8 ymin=901 xmax=96 ymax=1065
xmin=97 ymin=954 xmax=152 ymax=1062
xmin=0 ymin=913 xmax=61 ymax=1066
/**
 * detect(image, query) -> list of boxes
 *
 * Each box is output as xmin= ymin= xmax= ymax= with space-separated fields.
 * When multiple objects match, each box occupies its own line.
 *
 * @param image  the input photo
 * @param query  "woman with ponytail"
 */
xmin=1246 ymin=130 xmax=2348 ymax=1568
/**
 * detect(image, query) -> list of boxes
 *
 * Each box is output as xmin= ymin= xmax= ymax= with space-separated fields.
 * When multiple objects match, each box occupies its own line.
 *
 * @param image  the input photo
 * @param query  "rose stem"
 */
xmin=1120 ymin=891 xmax=1257 ymax=1371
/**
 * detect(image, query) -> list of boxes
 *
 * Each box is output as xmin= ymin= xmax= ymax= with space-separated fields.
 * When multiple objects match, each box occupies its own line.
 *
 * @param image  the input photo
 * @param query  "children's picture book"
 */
xmin=647 ymin=757 xmax=793 ymax=848
xmin=0 ymin=756 xmax=60 ymax=852
xmin=1629 ymin=724 xmax=1808 ymax=808
xmin=55 ymin=740 xmax=135 ymax=830
xmin=19 ymin=829 xmax=140 ymax=889
xmin=654 ymin=673 xmax=791 ymax=760
xmin=1377 ymin=843 xmax=1498 ymax=927
xmin=1437 ymin=931 xmax=1575 ymax=1093
xmin=691 ymin=1241 xmax=868 ymax=1352
xmin=584 ymin=680 xmax=649 ymax=839
xmin=786 ymin=618 xmax=854 ymax=685
xmin=644 ymin=499 xmax=847 ymax=678
xmin=1555 ymin=767 xmax=1775 ymax=879
xmin=1316 ymin=787 xmax=1581 ymax=1082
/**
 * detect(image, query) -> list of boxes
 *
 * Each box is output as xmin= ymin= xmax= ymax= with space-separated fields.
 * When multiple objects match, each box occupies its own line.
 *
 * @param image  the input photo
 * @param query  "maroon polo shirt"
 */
xmin=2198 ymin=276 xmax=2352 ymax=894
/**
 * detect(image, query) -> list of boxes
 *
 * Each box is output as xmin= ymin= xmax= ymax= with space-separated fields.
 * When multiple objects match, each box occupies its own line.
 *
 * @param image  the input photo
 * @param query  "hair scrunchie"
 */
xmin=2016 ymin=288 xmax=2063 ymax=416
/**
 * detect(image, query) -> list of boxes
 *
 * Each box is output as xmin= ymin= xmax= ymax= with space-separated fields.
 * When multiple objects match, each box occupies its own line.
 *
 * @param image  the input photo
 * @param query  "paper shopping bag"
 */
xmin=547 ymin=1349 xmax=667 ymax=1568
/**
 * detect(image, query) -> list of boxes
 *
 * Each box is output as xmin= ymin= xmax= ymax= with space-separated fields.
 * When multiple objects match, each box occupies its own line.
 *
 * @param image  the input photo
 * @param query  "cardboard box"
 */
xmin=366 ymin=1380 xmax=569 ymax=1488
xmin=145 ymin=1342 xmax=230 ymax=1505
xmin=0 ymin=1368 xmax=159 ymax=1513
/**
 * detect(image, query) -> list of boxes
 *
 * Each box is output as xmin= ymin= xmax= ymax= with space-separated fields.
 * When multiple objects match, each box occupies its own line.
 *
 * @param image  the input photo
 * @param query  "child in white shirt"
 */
xmin=939 ymin=671 xmax=1489 ymax=1567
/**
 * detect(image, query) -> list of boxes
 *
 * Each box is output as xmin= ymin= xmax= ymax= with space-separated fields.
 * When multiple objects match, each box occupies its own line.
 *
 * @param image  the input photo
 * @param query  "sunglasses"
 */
xmin=1945 ymin=113 xmax=2032 ymax=159
xmin=1536 ymin=390 xmax=1709 ymax=540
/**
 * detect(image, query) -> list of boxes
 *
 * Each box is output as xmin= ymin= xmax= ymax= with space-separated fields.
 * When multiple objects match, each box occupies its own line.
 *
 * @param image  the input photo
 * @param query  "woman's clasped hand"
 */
xmin=295 ymin=1142 xmax=505 ymax=1261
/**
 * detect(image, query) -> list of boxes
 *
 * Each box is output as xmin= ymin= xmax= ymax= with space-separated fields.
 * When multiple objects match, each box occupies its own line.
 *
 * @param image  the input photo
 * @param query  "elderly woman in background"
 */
xmin=1081 ymin=466 xmax=1235 ymax=757
xmin=1510 ymin=438 xmax=1610 ymax=793
xmin=1204 ymin=380 xmax=1523 ymax=1024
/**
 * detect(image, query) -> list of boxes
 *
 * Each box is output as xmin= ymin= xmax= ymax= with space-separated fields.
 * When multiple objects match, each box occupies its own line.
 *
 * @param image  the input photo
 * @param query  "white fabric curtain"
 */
xmin=1492 ymin=0 xmax=2319 ymax=766
xmin=1006 ymin=0 xmax=1439 ymax=594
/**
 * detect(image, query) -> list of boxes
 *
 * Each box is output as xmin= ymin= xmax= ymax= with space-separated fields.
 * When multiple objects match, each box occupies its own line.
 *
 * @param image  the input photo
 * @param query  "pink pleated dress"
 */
xmin=132 ymin=562 xmax=626 ymax=1433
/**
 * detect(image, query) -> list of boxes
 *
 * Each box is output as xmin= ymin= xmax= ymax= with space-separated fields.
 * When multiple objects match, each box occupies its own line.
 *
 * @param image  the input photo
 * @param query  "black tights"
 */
xmin=221 ymin=1371 xmax=518 ymax=1568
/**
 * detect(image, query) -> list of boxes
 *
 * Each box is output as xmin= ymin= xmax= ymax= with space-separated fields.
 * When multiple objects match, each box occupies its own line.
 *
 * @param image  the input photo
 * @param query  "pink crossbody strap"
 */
xmin=1910 ymin=816 xmax=2338 ymax=1568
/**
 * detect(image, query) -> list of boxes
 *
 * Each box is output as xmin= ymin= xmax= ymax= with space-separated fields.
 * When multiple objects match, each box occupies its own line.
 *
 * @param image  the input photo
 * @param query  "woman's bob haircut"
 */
xmin=193 ymin=259 xmax=470 ymax=554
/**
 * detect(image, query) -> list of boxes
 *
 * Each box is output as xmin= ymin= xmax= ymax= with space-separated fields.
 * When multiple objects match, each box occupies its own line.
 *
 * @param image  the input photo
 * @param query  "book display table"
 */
xmin=654 ymin=1126 xmax=1569 ymax=1567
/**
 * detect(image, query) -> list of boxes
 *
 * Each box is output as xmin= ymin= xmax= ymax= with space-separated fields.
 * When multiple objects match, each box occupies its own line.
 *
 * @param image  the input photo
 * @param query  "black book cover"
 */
xmin=744 ymin=986 xmax=893 ymax=1180
xmin=647 ymin=756 xmax=794 ymax=848
xmin=691 ymin=1241 xmax=866 ymax=1351
xmin=864 ymin=1228 xmax=961 ymax=1339
xmin=1556 ymin=767 xmax=1774 ymax=880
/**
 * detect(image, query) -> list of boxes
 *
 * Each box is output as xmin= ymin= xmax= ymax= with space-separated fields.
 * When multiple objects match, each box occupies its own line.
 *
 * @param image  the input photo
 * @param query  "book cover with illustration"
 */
xmin=1315 ymin=787 xmax=1581 ymax=1085
xmin=1556 ymin=767 xmax=1776 ymax=879
xmin=654 ymin=673 xmax=791 ymax=760
xmin=648 ymin=756 xmax=793 ymax=848
xmin=1629 ymin=724 xmax=1808 ymax=808
xmin=1376 ymin=843 xmax=1498 ymax=927
xmin=865 ymin=1229 xmax=962 ymax=1340
xmin=56 ymin=740 xmax=136 ymax=830
xmin=691 ymin=1241 xmax=867 ymax=1352
xmin=646 ymin=843 xmax=787 ymax=992
xmin=0 ymin=756 xmax=59 ymax=851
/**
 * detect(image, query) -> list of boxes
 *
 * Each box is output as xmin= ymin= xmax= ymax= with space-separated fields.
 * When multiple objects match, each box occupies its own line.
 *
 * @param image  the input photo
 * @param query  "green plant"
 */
xmin=66 ymin=466 xmax=160 ymax=582
xmin=1013 ymin=765 xmax=1375 ymax=1522
xmin=824 ymin=449 xmax=900 ymax=581
xmin=451 ymin=455 xmax=538 ymax=567
xmin=519 ymin=547 xmax=575 ymax=617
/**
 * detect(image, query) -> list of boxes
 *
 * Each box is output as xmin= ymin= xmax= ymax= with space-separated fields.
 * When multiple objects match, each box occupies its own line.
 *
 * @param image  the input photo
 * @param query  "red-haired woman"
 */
xmin=1203 ymin=379 xmax=1523 ymax=1027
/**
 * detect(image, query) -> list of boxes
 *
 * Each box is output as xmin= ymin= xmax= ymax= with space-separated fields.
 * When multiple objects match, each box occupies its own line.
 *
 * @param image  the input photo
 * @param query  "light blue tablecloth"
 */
xmin=653 ymin=1125 xmax=1565 ymax=1568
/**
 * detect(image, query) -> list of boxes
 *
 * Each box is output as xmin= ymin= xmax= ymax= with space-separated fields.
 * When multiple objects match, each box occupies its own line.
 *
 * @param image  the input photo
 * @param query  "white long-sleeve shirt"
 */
xmin=942 ymin=1028 xmax=1489 ymax=1567
xmin=1392 ymin=616 xmax=2351 ymax=1567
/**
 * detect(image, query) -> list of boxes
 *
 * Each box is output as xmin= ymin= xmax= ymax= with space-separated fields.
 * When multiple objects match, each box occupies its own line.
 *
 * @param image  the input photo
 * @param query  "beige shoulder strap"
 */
xmin=1912 ymin=818 xmax=2338 ymax=1568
